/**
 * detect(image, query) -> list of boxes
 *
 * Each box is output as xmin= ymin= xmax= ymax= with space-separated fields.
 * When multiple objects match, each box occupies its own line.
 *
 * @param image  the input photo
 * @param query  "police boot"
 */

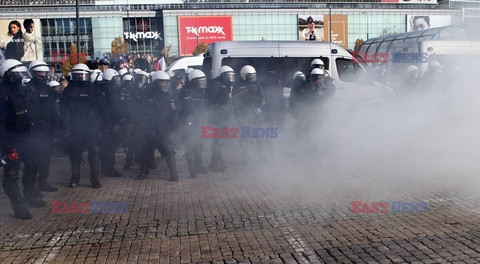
xmin=194 ymin=147 xmax=207 ymax=174
xmin=3 ymin=178 xmax=32 ymax=220
xmin=23 ymin=181 xmax=47 ymax=208
xmin=38 ymin=156 xmax=57 ymax=192
xmin=209 ymin=157 xmax=226 ymax=172
xmin=185 ymin=151 xmax=196 ymax=178
xmin=69 ymin=158 xmax=81 ymax=188
xmin=106 ymin=168 xmax=122 ymax=177
xmin=123 ymin=156 xmax=133 ymax=171
xmin=165 ymin=155 xmax=179 ymax=182
xmin=147 ymin=151 xmax=157 ymax=169
xmin=38 ymin=169 xmax=57 ymax=192
xmin=137 ymin=162 xmax=148 ymax=180
xmin=88 ymin=149 xmax=102 ymax=188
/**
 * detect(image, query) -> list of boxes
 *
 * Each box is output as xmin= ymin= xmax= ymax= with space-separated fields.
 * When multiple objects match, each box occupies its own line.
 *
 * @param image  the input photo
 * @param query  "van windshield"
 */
xmin=222 ymin=57 xmax=329 ymax=86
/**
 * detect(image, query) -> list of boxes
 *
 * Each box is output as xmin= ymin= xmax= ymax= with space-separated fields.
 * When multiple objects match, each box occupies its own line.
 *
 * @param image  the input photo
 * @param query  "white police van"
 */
xmin=166 ymin=53 xmax=204 ymax=77
xmin=203 ymin=41 xmax=394 ymax=106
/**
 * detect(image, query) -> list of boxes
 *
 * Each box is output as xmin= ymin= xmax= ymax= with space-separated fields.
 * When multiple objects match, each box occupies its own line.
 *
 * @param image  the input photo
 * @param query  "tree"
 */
xmin=111 ymin=36 xmax=128 ymax=57
xmin=354 ymin=39 xmax=364 ymax=52
xmin=192 ymin=42 xmax=208 ymax=56
xmin=61 ymin=44 xmax=88 ymax=76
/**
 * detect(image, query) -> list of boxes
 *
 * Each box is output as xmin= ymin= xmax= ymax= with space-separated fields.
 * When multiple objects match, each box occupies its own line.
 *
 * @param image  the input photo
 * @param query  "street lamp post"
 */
xmin=76 ymin=0 xmax=81 ymax=63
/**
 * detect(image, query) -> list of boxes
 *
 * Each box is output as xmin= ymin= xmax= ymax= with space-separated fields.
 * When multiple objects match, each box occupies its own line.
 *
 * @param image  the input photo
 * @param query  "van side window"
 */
xmin=336 ymin=58 xmax=370 ymax=84
xmin=222 ymin=57 xmax=329 ymax=86
xmin=203 ymin=56 xmax=212 ymax=78
xmin=336 ymin=58 xmax=356 ymax=82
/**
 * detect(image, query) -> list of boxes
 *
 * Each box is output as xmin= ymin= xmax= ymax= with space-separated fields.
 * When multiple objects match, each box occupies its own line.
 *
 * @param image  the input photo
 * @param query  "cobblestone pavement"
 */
xmin=1 ymin=136 xmax=480 ymax=263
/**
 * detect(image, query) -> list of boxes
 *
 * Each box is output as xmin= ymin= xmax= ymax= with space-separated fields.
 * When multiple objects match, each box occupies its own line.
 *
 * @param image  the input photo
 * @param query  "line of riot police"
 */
xmin=0 ymin=58 xmax=335 ymax=220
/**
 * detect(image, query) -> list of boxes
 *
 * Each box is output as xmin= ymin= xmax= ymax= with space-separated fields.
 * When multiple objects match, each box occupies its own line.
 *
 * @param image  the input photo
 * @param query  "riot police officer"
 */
xmin=121 ymin=73 xmax=137 ymax=170
xmin=24 ymin=60 xmax=57 ymax=201
xmin=233 ymin=65 xmax=265 ymax=164
xmin=49 ymin=80 xmax=65 ymax=154
xmin=306 ymin=68 xmax=335 ymax=104
xmin=311 ymin=58 xmax=325 ymax=70
xmin=0 ymin=59 xmax=34 ymax=219
xmin=261 ymin=69 xmax=285 ymax=129
xmin=179 ymin=69 xmax=208 ymax=178
xmin=137 ymin=71 xmax=179 ymax=181
xmin=289 ymin=71 xmax=307 ymax=129
xmin=60 ymin=63 xmax=105 ymax=188
xmin=132 ymin=70 xmax=156 ymax=169
xmin=97 ymin=69 xmax=122 ymax=178
xmin=207 ymin=66 xmax=235 ymax=171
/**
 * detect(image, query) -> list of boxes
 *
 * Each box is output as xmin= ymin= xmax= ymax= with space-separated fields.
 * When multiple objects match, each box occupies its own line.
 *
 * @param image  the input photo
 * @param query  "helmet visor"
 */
xmin=245 ymin=73 xmax=256 ymax=82
xmin=311 ymin=74 xmax=324 ymax=83
xmin=111 ymin=75 xmax=121 ymax=87
xmin=222 ymin=72 xmax=235 ymax=84
xmin=72 ymin=72 xmax=90 ymax=82
xmin=133 ymin=74 xmax=149 ymax=85
xmin=8 ymin=66 xmax=32 ymax=84
xmin=155 ymin=80 xmax=170 ymax=92
xmin=194 ymin=77 xmax=207 ymax=89
xmin=312 ymin=64 xmax=325 ymax=70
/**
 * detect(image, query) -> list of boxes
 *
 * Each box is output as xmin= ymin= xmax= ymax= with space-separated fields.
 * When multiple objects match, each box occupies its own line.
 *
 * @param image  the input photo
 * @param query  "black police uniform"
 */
xmin=232 ymin=80 xmax=266 ymax=163
xmin=261 ymin=71 xmax=285 ymax=129
xmin=1 ymin=79 xmax=32 ymax=219
xmin=96 ymin=80 xmax=122 ymax=177
xmin=60 ymin=80 xmax=106 ymax=188
xmin=207 ymin=77 xmax=234 ymax=171
xmin=22 ymin=77 xmax=57 ymax=206
xmin=136 ymin=84 xmax=179 ymax=180
xmin=179 ymin=83 xmax=208 ymax=178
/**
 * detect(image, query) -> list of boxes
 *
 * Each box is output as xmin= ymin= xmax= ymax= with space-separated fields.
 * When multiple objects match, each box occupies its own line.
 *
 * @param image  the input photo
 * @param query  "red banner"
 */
xmin=178 ymin=16 xmax=233 ymax=56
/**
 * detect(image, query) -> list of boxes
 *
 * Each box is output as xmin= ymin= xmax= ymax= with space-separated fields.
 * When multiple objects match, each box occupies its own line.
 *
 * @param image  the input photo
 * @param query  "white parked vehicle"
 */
xmin=203 ymin=41 xmax=394 ymax=105
xmin=165 ymin=53 xmax=204 ymax=76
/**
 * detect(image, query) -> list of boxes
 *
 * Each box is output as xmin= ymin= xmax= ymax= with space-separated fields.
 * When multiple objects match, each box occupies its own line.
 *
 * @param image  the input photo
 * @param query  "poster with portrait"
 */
xmin=324 ymin=14 xmax=348 ymax=49
xmin=0 ymin=19 xmax=43 ymax=62
xmin=407 ymin=15 xmax=451 ymax=32
xmin=298 ymin=15 xmax=324 ymax=41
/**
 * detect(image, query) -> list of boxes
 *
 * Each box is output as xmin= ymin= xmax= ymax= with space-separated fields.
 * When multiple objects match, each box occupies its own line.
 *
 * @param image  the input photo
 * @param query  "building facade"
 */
xmin=0 ymin=1 xmax=464 ymax=64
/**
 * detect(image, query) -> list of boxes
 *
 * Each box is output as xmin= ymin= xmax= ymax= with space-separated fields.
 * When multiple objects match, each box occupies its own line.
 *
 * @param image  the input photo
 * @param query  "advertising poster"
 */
xmin=178 ymin=16 xmax=233 ymax=56
xmin=0 ymin=18 xmax=43 ymax=62
xmin=298 ymin=15 xmax=324 ymax=41
xmin=324 ymin=14 xmax=348 ymax=49
xmin=407 ymin=15 xmax=451 ymax=32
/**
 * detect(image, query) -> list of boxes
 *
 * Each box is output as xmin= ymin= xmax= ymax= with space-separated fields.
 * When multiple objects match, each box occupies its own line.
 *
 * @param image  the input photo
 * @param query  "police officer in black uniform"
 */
xmin=137 ymin=71 xmax=179 ymax=181
xmin=60 ymin=63 xmax=105 ymax=188
xmin=233 ymin=65 xmax=266 ymax=164
xmin=207 ymin=66 xmax=235 ymax=171
xmin=119 ymin=73 xmax=137 ymax=171
xmin=179 ymin=69 xmax=208 ymax=178
xmin=261 ymin=69 xmax=285 ymax=129
xmin=0 ymin=59 xmax=34 ymax=219
xmin=23 ymin=60 xmax=57 ymax=207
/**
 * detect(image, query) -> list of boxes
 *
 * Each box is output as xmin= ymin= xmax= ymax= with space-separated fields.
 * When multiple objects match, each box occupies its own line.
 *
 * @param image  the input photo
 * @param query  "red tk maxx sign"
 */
xmin=178 ymin=16 xmax=233 ymax=56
